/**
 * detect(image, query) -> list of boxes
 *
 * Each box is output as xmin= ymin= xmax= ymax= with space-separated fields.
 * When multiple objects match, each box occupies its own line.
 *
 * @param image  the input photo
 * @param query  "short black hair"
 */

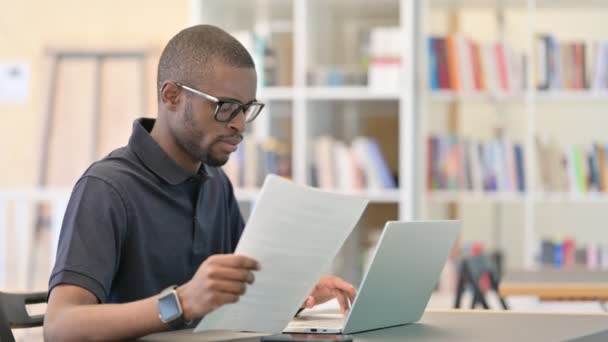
xmin=156 ymin=25 xmax=255 ymax=101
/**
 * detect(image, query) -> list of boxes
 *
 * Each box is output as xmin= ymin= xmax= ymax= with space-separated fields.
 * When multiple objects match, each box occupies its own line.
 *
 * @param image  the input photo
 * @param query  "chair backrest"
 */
xmin=0 ymin=299 xmax=14 ymax=342
xmin=453 ymin=253 xmax=509 ymax=310
xmin=0 ymin=291 xmax=47 ymax=342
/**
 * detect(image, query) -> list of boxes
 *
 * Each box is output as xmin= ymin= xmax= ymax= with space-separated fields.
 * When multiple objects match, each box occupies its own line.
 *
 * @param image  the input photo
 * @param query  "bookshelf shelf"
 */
xmin=425 ymin=191 xmax=608 ymax=204
xmin=429 ymin=91 xmax=525 ymax=103
xmin=259 ymin=87 xmax=295 ymax=101
xmin=536 ymin=91 xmax=608 ymax=102
xmin=235 ymin=188 xmax=402 ymax=203
xmin=429 ymin=90 xmax=608 ymax=103
xmin=534 ymin=192 xmax=608 ymax=203
xmin=329 ymin=189 xmax=402 ymax=203
xmin=425 ymin=191 xmax=526 ymax=203
xmin=306 ymin=87 xmax=401 ymax=101
xmin=429 ymin=0 xmax=608 ymax=8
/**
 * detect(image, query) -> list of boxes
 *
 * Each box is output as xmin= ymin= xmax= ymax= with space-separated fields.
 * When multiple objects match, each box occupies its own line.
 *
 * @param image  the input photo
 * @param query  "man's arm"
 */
xmin=44 ymin=285 xmax=166 ymax=342
xmin=44 ymin=254 xmax=260 ymax=342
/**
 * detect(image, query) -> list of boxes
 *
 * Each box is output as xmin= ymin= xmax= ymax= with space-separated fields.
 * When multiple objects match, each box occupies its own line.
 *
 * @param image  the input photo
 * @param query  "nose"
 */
xmin=227 ymin=109 xmax=246 ymax=134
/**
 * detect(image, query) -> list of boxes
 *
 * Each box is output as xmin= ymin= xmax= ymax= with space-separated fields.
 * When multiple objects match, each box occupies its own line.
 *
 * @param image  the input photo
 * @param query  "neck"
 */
xmin=150 ymin=116 xmax=201 ymax=174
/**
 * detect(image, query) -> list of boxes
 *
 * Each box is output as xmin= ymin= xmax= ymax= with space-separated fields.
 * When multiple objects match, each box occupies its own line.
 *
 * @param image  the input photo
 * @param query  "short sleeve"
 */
xmin=48 ymin=176 xmax=128 ymax=303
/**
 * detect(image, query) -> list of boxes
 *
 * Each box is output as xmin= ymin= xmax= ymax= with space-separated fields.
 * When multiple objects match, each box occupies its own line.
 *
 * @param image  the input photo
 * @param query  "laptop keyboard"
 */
xmin=287 ymin=316 xmax=345 ymax=329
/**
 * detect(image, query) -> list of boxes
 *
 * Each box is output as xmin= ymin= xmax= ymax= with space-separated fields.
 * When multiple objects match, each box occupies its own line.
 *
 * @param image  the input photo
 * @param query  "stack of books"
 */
xmin=427 ymin=34 xmax=526 ymax=94
xmin=427 ymin=135 xmax=526 ymax=193
xmin=223 ymin=137 xmax=291 ymax=188
xmin=535 ymin=34 xmax=608 ymax=92
xmin=232 ymin=30 xmax=293 ymax=87
xmin=536 ymin=137 xmax=608 ymax=193
xmin=539 ymin=237 xmax=608 ymax=270
xmin=367 ymin=27 xmax=402 ymax=91
xmin=311 ymin=136 xmax=396 ymax=191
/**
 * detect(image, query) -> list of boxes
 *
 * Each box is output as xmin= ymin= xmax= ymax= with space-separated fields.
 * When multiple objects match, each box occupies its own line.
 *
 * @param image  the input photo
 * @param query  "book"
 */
xmin=223 ymin=136 xmax=291 ymax=189
xmin=310 ymin=136 xmax=396 ymax=191
xmin=427 ymin=34 xmax=525 ymax=94
xmin=535 ymin=35 xmax=608 ymax=91
xmin=427 ymin=135 xmax=526 ymax=193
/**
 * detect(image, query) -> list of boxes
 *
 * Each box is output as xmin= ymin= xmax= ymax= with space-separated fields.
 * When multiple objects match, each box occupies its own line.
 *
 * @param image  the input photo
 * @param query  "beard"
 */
xmin=174 ymin=100 xmax=238 ymax=167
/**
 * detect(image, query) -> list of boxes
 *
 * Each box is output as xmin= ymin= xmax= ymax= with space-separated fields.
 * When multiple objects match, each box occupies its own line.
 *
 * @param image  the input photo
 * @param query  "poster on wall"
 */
xmin=0 ymin=61 xmax=30 ymax=103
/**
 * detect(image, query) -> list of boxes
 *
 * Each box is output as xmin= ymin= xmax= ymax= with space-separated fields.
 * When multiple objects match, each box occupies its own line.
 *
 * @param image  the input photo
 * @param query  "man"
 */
xmin=43 ymin=25 xmax=356 ymax=341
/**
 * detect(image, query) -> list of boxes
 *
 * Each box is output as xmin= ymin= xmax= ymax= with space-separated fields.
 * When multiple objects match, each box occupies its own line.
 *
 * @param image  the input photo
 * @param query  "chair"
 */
xmin=0 ymin=291 xmax=47 ymax=342
xmin=453 ymin=253 xmax=509 ymax=310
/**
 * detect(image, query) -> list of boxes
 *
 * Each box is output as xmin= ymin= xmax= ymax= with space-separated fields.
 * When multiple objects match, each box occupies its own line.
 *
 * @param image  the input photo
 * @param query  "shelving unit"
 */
xmin=421 ymin=0 xmax=608 ymax=269
xmin=192 ymin=0 xmax=418 ymax=282
xmin=193 ymin=0 xmax=608 ymax=272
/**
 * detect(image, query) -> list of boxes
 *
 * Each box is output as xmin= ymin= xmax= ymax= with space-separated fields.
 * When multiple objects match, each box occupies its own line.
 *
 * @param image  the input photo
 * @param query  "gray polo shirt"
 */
xmin=49 ymin=118 xmax=245 ymax=303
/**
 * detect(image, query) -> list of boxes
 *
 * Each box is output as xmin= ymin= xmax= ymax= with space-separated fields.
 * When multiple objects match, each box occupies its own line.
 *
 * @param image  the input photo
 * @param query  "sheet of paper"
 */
xmin=195 ymin=175 xmax=368 ymax=333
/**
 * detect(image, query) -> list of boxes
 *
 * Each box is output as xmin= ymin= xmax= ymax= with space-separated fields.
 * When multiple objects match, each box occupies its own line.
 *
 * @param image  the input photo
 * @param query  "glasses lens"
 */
xmin=244 ymin=104 xmax=263 ymax=123
xmin=216 ymin=102 xmax=241 ymax=121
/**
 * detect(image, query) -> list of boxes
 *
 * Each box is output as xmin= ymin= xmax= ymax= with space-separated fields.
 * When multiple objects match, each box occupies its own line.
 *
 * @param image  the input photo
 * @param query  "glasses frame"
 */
xmin=175 ymin=82 xmax=264 ymax=123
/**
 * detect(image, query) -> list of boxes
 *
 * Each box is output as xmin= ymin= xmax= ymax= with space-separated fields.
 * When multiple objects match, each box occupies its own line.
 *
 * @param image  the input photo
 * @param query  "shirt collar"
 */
xmin=128 ymin=118 xmax=214 ymax=185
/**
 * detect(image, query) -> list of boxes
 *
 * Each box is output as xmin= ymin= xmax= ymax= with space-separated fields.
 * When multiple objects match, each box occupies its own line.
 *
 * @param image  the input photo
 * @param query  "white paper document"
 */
xmin=194 ymin=175 xmax=368 ymax=333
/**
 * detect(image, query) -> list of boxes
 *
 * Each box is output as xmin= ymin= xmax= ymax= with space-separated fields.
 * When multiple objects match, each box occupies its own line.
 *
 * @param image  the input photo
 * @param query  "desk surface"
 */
xmin=500 ymin=270 xmax=608 ymax=300
xmin=139 ymin=309 xmax=608 ymax=342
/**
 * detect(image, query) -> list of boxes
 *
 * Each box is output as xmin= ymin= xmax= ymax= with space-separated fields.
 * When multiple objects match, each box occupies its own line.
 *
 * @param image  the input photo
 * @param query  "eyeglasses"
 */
xmin=176 ymin=82 xmax=264 ymax=123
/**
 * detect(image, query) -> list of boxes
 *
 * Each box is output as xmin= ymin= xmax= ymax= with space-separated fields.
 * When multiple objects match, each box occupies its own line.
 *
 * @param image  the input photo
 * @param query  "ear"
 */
xmin=160 ymin=81 xmax=181 ymax=111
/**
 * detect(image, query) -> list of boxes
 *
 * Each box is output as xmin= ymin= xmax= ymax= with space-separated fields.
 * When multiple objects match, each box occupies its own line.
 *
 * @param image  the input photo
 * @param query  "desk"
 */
xmin=139 ymin=309 xmax=608 ymax=342
xmin=500 ymin=270 xmax=608 ymax=301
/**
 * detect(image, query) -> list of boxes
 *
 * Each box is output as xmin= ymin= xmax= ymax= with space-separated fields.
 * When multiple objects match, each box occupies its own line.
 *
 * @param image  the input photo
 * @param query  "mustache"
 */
xmin=216 ymin=134 xmax=243 ymax=145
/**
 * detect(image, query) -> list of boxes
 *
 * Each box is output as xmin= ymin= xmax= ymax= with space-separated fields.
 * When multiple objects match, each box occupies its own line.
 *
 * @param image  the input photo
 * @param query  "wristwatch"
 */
xmin=157 ymin=285 xmax=186 ymax=329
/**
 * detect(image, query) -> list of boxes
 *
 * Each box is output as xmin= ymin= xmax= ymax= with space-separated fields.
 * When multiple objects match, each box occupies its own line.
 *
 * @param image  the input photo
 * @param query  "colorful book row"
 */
xmin=536 ymin=35 xmax=608 ymax=91
xmin=540 ymin=238 xmax=608 ymax=270
xmin=536 ymin=137 xmax=608 ymax=193
xmin=427 ymin=135 xmax=526 ymax=193
xmin=311 ymin=136 xmax=396 ymax=190
xmin=428 ymin=34 xmax=525 ymax=93
xmin=223 ymin=137 xmax=291 ymax=188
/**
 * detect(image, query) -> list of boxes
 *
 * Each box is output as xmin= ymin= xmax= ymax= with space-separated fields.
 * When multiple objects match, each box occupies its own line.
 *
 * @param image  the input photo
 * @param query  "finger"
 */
xmin=333 ymin=289 xmax=349 ymax=315
xmin=305 ymin=296 xmax=315 ymax=308
xmin=211 ymin=292 xmax=240 ymax=308
xmin=209 ymin=254 xmax=261 ymax=270
xmin=207 ymin=279 xmax=248 ymax=295
xmin=331 ymin=278 xmax=357 ymax=304
xmin=207 ymin=266 xmax=255 ymax=284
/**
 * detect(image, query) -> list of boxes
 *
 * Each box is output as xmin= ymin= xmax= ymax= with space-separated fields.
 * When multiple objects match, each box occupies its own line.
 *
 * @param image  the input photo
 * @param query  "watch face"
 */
xmin=158 ymin=292 xmax=181 ymax=322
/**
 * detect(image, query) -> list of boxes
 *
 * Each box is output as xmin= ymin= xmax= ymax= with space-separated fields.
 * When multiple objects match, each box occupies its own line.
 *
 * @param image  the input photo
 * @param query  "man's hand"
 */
xmin=177 ymin=254 xmax=260 ymax=320
xmin=302 ymin=276 xmax=356 ymax=316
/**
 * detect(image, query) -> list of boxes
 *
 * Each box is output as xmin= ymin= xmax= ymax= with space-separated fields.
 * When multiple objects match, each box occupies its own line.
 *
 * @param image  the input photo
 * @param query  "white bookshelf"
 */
xmin=420 ymin=0 xmax=608 ymax=270
xmin=194 ymin=0 xmax=608 ymax=271
xmin=192 ymin=0 xmax=416 ymax=216
xmin=193 ymin=0 xmax=417 ymax=282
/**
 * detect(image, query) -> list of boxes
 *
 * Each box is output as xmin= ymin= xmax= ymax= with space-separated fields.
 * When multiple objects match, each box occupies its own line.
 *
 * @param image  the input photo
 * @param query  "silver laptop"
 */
xmin=283 ymin=220 xmax=461 ymax=335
